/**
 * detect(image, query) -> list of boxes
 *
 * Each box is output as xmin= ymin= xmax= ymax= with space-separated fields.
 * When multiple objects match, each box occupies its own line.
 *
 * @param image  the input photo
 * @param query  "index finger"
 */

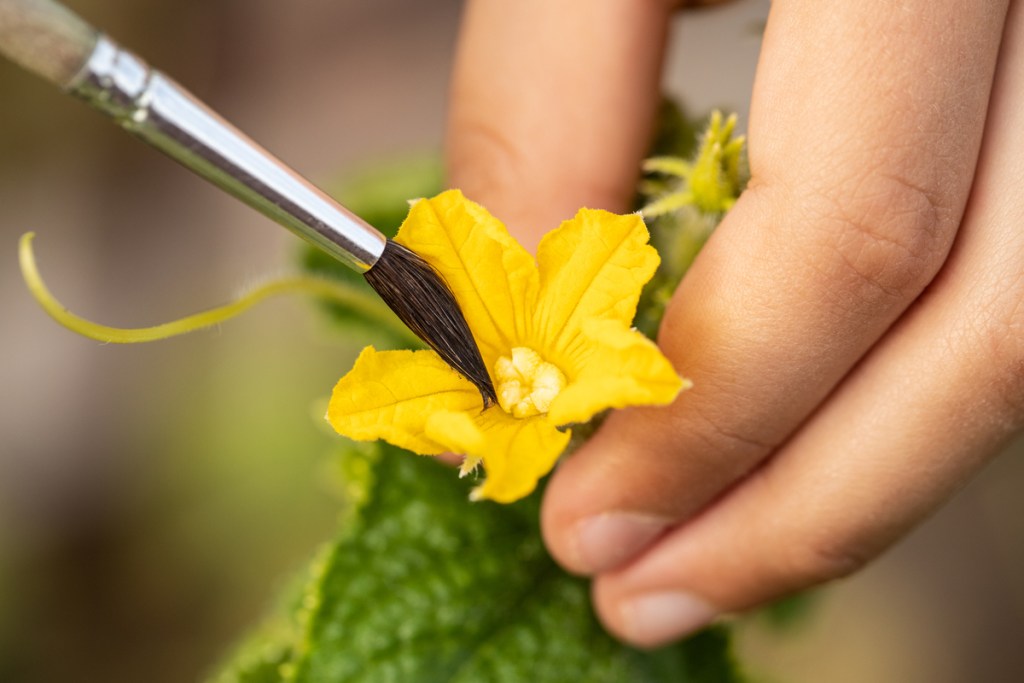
xmin=446 ymin=0 xmax=675 ymax=250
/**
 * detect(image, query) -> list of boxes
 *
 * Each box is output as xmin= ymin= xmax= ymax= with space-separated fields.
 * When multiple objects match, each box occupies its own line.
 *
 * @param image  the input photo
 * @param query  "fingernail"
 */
xmin=572 ymin=513 xmax=671 ymax=573
xmin=619 ymin=591 xmax=717 ymax=646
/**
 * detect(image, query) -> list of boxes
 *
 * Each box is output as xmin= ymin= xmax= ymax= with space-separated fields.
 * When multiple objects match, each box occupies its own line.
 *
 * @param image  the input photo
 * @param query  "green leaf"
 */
xmin=211 ymin=444 xmax=746 ymax=683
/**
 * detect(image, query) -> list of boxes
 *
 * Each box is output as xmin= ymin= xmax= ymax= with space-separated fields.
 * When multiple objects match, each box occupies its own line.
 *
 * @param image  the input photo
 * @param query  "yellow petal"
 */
xmin=425 ymin=410 xmax=485 ymax=453
xmin=424 ymin=408 xmax=569 ymax=499
xmin=466 ymin=411 xmax=571 ymax=504
xmin=395 ymin=190 xmax=538 ymax=367
xmin=425 ymin=410 xmax=485 ymax=477
xmin=547 ymin=321 xmax=687 ymax=426
xmin=533 ymin=209 xmax=660 ymax=368
xmin=327 ymin=347 xmax=482 ymax=454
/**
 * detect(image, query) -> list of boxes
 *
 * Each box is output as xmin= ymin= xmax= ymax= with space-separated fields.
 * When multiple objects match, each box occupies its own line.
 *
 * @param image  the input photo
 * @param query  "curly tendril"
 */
xmin=18 ymin=232 xmax=419 ymax=345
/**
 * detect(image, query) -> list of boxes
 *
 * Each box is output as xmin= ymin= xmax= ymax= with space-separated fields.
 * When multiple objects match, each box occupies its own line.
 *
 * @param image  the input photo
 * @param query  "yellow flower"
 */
xmin=326 ymin=190 xmax=687 ymax=503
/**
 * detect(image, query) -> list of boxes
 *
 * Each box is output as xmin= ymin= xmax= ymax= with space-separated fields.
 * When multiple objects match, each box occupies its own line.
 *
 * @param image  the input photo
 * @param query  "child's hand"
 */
xmin=447 ymin=0 xmax=1024 ymax=647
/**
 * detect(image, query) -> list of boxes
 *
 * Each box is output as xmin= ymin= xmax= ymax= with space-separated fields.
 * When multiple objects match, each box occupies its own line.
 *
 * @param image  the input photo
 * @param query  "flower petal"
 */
xmin=424 ymin=408 xmax=569 ymax=500
xmin=547 ymin=321 xmax=688 ymax=426
xmin=425 ymin=410 xmax=485 ymax=453
xmin=395 ymin=190 xmax=538 ymax=367
xmin=425 ymin=410 xmax=485 ymax=477
xmin=327 ymin=346 xmax=482 ymax=454
xmin=533 ymin=209 xmax=659 ymax=368
xmin=464 ymin=411 xmax=571 ymax=504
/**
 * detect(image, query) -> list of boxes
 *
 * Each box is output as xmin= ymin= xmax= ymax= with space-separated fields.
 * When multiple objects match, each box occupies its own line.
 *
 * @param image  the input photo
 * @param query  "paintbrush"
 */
xmin=0 ymin=0 xmax=497 ymax=405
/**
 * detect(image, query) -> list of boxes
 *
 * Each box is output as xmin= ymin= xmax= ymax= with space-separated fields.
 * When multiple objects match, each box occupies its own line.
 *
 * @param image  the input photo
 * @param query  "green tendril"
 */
xmin=18 ymin=232 xmax=420 ymax=346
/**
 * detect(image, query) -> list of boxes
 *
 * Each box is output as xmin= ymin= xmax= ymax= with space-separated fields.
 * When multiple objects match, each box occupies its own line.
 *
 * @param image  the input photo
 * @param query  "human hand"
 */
xmin=446 ymin=0 xmax=1024 ymax=648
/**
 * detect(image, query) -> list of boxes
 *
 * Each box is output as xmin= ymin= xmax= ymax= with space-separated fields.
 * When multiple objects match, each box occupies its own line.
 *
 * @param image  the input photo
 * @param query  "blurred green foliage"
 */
xmin=299 ymin=157 xmax=444 ymax=344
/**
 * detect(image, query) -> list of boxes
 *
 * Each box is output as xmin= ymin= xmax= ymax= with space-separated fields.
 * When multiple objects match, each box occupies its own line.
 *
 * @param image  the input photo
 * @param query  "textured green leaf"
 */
xmin=212 ymin=443 xmax=745 ymax=683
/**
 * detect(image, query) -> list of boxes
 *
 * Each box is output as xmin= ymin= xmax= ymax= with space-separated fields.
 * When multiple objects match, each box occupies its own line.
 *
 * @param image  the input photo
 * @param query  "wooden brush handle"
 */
xmin=0 ymin=0 xmax=98 ymax=87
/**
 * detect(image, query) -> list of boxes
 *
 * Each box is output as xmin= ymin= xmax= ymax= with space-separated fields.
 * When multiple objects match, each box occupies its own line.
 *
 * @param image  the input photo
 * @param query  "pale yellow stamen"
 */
xmin=459 ymin=455 xmax=482 ymax=478
xmin=493 ymin=347 xmax=567 ymax=418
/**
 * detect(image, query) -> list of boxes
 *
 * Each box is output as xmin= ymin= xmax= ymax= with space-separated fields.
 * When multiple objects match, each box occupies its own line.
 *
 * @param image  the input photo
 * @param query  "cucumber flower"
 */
xmin=326 ymin=190 xmax=686 ymax=503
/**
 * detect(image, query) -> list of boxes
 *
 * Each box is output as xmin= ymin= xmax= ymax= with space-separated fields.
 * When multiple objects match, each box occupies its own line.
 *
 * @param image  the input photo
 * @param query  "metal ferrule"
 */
xmin=67 ymin=36 xmax=386 ymax=271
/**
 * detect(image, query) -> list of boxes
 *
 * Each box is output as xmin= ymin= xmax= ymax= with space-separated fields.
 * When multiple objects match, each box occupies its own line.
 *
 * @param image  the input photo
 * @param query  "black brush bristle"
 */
xmin=364 ymin=240 xmax=497 ymax=406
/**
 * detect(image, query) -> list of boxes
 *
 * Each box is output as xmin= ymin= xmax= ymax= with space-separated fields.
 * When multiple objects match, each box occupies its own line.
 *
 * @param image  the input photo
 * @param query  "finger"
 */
xmin=446 ymin=0 xmax=673 ymax=250
xmin=592 ymin=0 xmax=1024 ymax=647
xmin=543 ymin=0 xmax=1010 ymax=575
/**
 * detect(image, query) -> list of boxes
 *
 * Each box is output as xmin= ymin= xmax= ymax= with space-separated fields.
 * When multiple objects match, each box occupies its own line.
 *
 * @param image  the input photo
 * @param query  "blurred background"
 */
xmin=0 ymin=1 xmax=1022 ymax=681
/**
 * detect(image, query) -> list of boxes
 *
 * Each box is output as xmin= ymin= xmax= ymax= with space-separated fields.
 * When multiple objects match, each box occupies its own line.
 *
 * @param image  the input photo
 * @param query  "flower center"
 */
xmin=493 ymin=347 xmax=567 ymax=418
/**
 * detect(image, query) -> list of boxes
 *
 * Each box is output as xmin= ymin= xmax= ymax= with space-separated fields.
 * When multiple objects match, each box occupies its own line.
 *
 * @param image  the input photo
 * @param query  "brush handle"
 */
xmin=0 ymin=0 xmax=96 ymax=86
xmin=0 ymin=0 xmax=387 ymax=272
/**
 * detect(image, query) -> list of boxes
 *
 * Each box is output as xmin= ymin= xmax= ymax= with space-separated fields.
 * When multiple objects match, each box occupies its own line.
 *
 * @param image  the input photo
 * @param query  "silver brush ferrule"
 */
xmin=67 ymin=35 xmax=386 ymax=271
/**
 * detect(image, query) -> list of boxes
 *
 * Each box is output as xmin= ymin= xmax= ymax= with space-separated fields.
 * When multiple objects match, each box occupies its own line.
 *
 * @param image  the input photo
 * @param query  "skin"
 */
xmin=446 ymin=0 xmax=1024 ymax=648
